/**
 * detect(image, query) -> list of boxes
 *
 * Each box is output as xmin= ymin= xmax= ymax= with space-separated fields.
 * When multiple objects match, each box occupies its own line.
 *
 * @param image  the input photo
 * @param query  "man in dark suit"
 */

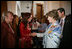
xmin=57 ymin=8 xmax=71 ymax=48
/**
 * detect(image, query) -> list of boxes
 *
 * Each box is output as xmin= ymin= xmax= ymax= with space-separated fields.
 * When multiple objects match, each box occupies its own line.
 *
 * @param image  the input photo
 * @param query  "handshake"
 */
xmin=30 ymin=32 xmax=37 ymax=37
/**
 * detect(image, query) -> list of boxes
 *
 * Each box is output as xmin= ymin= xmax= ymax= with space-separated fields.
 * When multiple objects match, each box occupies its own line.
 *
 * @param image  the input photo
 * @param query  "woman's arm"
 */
xmin=36 ymin=33 xmax=44 ymax=37
xmin=31 ymin=32 xmax=44 ymax=37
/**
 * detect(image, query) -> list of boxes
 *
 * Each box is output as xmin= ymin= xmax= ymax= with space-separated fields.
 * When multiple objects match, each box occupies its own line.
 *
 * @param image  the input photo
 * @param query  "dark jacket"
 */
xmin=59 ymin=15 xmax=71 ymax=48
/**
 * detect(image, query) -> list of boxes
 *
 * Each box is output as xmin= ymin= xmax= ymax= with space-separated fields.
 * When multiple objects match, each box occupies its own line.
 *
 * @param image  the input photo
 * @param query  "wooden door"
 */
xmin=1 ymin=1 xmax=7 ymax=23
xmin=1 ymin=1 xmax=7 ymax=16
xmin=36 ymin=4 xmax=43 ymax=20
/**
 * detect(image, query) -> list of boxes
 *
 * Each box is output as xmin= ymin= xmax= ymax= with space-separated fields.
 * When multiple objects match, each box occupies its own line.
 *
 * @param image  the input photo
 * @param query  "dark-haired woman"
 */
xmin=19 ymin=15 xmax=32 ymax=48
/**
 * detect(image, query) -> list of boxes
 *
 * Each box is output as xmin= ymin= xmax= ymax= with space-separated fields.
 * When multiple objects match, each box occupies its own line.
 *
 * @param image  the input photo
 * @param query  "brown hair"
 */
xmin=47 ymin=10 xmax=59 ymax=20
xmin=12 ymin=15 xmax=18 ymax=25
xmin=57 ymin=8 xmax=65 ymax=15
xmin=4 ymin=11 xmax=13 ymax=17
xmin=22 ymin=13 xmax=31 ymax=29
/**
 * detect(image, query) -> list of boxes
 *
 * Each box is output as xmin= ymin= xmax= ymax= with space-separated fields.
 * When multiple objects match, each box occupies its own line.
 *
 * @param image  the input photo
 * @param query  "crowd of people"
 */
xmin=1 ymin=8 xmax=71 ymax=48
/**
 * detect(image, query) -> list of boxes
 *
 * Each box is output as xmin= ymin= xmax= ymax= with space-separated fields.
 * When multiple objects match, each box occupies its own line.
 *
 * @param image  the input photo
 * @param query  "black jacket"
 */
xmin=59 ymin=14 xmax=71 ymax=48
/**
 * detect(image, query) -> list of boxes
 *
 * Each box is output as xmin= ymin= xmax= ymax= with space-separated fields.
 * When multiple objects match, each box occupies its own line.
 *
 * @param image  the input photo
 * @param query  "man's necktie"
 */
xmin=60 ymin=19 xmax=63 ymax=27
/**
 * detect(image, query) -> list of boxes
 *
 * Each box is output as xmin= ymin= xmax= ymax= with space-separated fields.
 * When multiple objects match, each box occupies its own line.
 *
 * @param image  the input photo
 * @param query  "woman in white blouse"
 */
xmin=31 ymin=10 xmax=62 ymax=48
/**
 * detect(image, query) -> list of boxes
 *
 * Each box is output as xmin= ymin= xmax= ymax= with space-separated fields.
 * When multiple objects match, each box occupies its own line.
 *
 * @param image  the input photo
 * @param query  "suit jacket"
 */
xmin=59 ymin=15 xmax=71 ymax=48
xmin=1 ymin=21 xmax=16 ymax=48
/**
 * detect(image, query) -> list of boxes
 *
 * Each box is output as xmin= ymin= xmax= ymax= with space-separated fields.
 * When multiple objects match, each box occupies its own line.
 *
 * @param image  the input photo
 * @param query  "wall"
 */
xmin=7 ymin=1 xmax=71 ymax=17
xmin=60 ymin=1 xmax=71 ymax=15
xmin=44 ymin=1 xmax=71 ymax=15
xmin=33 ymin=1 xmax=61 ymax=16
xmin=21 ymin=1 xmax=32 ymax=13
xmin=7 ymin=1 xmax=16 ymax=15
xmin=44 ymin=1 xmax=49 ymax=15
xmin=7 ymin=1 xmax=32 ymax=17
xmin=48 ymin=1 xmax=60 ymax=12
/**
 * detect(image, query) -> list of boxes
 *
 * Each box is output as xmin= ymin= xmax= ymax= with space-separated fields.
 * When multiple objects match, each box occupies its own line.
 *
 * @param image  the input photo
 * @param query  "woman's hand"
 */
xmin=27 ymin=27 xmax=31 ymax=30
xmin=30 ymin=32 xmax=37 ymax=37
xmin=31 ymin=40 xmax=33 ymax=44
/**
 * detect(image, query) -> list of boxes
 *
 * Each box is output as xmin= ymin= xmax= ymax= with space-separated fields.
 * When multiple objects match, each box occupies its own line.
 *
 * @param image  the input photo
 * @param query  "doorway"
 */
xmin=36 ymin=3 xmax=43 ymax=20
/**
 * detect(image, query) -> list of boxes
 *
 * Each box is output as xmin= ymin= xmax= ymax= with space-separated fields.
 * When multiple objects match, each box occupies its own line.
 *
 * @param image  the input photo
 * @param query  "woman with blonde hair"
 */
xmin=31 ymin=10 xmax=62 ymax=48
